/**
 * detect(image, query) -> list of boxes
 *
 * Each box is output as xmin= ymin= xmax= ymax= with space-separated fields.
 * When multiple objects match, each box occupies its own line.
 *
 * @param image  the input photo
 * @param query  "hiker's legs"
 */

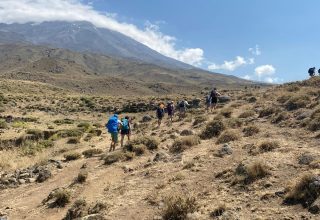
xmin=120 ymin=134 xmax=125 ymax=148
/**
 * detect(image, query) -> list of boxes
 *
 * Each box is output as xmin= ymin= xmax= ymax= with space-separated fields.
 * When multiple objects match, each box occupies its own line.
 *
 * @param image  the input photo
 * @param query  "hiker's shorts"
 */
xmin=111 ymin=132 xmax=118 ymax=143
xmin=121 ymin=129 xmax=130 ymax=135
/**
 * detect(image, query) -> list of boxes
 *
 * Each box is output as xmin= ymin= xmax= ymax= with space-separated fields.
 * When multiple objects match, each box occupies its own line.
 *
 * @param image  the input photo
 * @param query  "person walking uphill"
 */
xmin=210 ymin=88 xmax=221 ymax=110
xmin=120 ymin=116 xmax=131 ymax=148
xmin=106 ymin=114 xmax=122 ymax=152
xmin=156 ymin=103 xmax=165 ymax=128
xmin=167 ymin=101 xmax=175 ymax=124
xmin=178 ymin=99 xmax=190 ymax=119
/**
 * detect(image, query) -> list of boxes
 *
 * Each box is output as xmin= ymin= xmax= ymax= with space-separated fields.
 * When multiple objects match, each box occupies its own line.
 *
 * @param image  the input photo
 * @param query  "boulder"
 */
xmin=142 ymin=115 xmax=152 ymax=123
xmin=218 ymin=96 xmax=231 ymax=103
xmin=36 ymin=169 xmax=52 ymax=183
xmin=217 ymin=144 xmax=233 ymax=157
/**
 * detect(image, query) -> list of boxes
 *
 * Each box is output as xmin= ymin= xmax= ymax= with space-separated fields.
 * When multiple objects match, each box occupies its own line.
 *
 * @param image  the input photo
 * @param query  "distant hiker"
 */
xmin=120 ymin=116 xmax=131 ymax=148
xmin=106 ymin=114 xmax=122 ymax=152
xmin=309 ymin=67 xmax=316 ymax=77
xmin=167 ymin=101 xmax=175 ymax=124
xmin=210 ymin=88 xmax=221 ymax=110
xmin=205 ymin=95 xmax=212 ymax=113
xmin=156 ymin=103 xmax=165 ymax=127
xmin=178 ymin=100 xmax=190 ymax=119
xmin=318 ymin=69 xmax=320 ymax=75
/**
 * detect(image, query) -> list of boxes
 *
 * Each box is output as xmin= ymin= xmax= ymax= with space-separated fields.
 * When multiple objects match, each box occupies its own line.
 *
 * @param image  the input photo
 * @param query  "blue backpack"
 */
xmin=106 ymin=116 xmax=119 ymax=133
xmin=122 ymin=119 xmax=129 ymax=130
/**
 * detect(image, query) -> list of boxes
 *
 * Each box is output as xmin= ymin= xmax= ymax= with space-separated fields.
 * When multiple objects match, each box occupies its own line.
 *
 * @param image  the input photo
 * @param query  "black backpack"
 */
xmin=179 ymin=101 xmax=186 ymax=108
xmin=309 ymin=68 xmax=315 ymax=75
xmin=318 ymin=69 xmax=320 ymax=74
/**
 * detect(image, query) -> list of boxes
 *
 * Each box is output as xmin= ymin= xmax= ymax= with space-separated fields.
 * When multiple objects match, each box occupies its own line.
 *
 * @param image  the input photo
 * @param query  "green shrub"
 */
xmin=51 ymin=189 xmax=71 ymax=207
xmin=54 ymin=118 xmax=74 ymax=125
xmin=200 ymin=119 xmax=225 ymax=139
xmin=77 ymin=122 xmax=91 ymax=130
xmin=0 ymin=120 xmax=8 ymax=129
xmin=26 ymin=129 xmax=44 ymax=140
xmin=125 ymin=136 xmax=159 ymax=151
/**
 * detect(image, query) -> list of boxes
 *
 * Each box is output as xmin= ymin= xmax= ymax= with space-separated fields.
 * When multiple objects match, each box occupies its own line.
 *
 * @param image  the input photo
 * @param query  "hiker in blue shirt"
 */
xmin=120 ymin=116 xmax=131 ymax=148
xmin=106 ymin=114 xmax=122 ymax=152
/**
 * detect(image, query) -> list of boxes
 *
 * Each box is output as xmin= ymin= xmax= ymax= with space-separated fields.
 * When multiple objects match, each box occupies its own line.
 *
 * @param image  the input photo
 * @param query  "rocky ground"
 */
xmin=0 ymin=77 xmax=320 ymax=220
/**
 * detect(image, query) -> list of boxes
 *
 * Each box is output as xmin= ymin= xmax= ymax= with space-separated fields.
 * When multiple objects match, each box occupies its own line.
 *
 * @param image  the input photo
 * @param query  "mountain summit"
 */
xmin=0 ymin=21 xmax=193 ymax=69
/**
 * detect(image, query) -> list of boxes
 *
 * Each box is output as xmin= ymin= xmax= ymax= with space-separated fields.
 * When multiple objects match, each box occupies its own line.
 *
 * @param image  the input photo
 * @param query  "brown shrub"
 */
xmin=63 ymin=199 xmax=87 ymax=220
xmin=82 ymin=148 xmax=103 ymax=158
xmin=234 ymin=162 xmax=270 ymax=185
xmin=243 ymin=125 xmax=260 ymax=137
xmin=64 ymin=152 xmax=81 ymax=161
xmin=170 ymin=136 xmax=201 ymax=153
xmin=284 ymin=174 xmax=320 ymax=207
xmin=259 ymin=106 xmax=280 ymax=117
xmin=216 ymin=130 xmax=240 ymax=144
xmin=162 ymin=195 xmax=198 ymax=220
xmin=76 ymin=170 xmax=88 ymax=183
xmin=285 ymin=95 xmax=310 ymax=111
xmin=259 ymin=141 xmax=279 ymax=152
xmin=220 ymin=108 xmax=233 ymax=118
xmin=200 ymin=119 xmax=225 ymax=139
xmin=238 ymin=110 xmax=255 ymax=118
xmin=193 ymin=115 xmax=206 ymax=126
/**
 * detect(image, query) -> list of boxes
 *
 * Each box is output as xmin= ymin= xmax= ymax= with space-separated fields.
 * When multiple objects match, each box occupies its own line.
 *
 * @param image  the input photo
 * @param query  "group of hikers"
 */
xmin=106 ymin=87 xmax=222 ymax=152
xmin=308 ymin=67 xmax=320 ymax=77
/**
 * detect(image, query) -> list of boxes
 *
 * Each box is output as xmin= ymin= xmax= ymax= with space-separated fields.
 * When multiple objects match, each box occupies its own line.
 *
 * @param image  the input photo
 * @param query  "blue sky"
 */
xmin=1 ymin=0 xmax=319 ymax=83
xmin=90 ymin=0 xmax=320 ymax=83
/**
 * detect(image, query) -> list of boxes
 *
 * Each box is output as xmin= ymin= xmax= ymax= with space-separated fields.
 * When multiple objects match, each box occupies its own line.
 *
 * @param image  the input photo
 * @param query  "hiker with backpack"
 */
xmin=210 ymin=88 xmax=221 ymax=110
xmin=156 ymin=103 xmax=165 ymax=127
xmin=178 ymin=100 xmax=190 ymax=119
xmin=106 ymin=114 xmax=122 ymax=152
xmin=167 ymin=101 xmax=175 ymax=124
xmin=205 ymin=94 xmax=212 ymax=113
xmin=309 ymin=67 xmax=316 ymax=77
xmin=120 ymin=116 xmax=131 ymax=148
xmin=318 ymin=69 xmax=320 ymax=76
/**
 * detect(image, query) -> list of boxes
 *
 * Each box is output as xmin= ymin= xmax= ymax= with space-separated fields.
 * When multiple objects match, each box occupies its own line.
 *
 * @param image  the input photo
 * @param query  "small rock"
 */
xmin=36 ymin=169 xmax=51 ymax=183
xmin=81 ymin=214 xmax=105 ymax=220
xmin=180 ymin=129 xmax=194 ymax=136
xmin=57 ymin=163 xmax=63 ymax=169
xmin=26 ymin=178 xmax=36 ymax=183
xmin=122 ymin=165 xmax=133 ymax=173
xmin=142 ymin=115 xmax=152 ymax=123
xmin=153 ymin=151 xmax=169 ymax=162
xmin=217 ymin=144 xmax=233 ymax=157
xmin=19 ymin=172 xmax=30 ymax=179
xmin=153 ymin=216 xmax=162 ymax=220
xmin=298 ymin=153 xmax=314 ymax=165
xmin=18 ymin=179 xmax=26 ymax=184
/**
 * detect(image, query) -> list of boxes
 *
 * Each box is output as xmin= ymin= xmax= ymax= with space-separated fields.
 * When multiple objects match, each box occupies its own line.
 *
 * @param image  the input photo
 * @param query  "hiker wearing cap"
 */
xmin=106 ymin=114 xmax=122 ymax=152
xmin=156 ymin=103 xmax=165 ymax=127
xmin=178 ymin=99 xmax=189 ymax=119
xmin=167 ymin=101 xmax=175 ymax=124
xmin=120 ymin=116 xmax=131 ymax=148
xmin=308 ymin=67 xmax=316 ymax=77
xmin=210 ymin=88 xmax=221 ymax=110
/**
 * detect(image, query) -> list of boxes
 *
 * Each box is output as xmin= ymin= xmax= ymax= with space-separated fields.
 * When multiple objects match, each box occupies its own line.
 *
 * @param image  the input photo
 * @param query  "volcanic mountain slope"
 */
xmin=0 ymin=21 xmax=194 ymax=70
xmin=0 ymin=44 xmax=256 ymax=95
xmin=0 ymin=77 xmax=320 ymax=219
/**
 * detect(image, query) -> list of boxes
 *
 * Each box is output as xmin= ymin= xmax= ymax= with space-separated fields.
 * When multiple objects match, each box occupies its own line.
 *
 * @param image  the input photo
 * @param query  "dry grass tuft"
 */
xmin=162 ymin=195 xmax=198 ymax=220
xmin=238 ymin=110 xmax=255 ymax=118
xmin=170 ymin=136 xmax=201 ymax=153
xmin=76 ymin=170 xmax=88 ymax=183
xmin=220 ymin=108 xmax=233 ymax=118
xmin=233 ymin=162 xmax=270 ymax=185
xmin=243 ymin=125 xmax=260 ymax=137
xmin=285 ymin=95 xmax=310 ymax=111
xmin=82 ymin=148 xmax=103 ymax=158
xmin=64 ymin=152 xmax=81 ymax=161
xmin=284 ymin=174 xmax=320 ymax=207
xmin=259 ymin=106 xmax=280 ymax=118
xmin=259 ymin=141 xmax=279 ymax=152
xmin=63 ymin=199 xmax=87 ymax=220
xmin=216 ymin=130 xmax=240 ymax=144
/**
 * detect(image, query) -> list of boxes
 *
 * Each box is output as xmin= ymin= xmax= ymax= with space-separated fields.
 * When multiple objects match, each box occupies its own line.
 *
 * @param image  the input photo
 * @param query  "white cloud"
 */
xmin=255 ymin=65 xmax=276 ymax=77
xmin=264 ymin=77 xmax=279 ymax=84
xmin=208 ymin=56 xmax=253 ymax=71
xmin=249 ymin=45 xmax=261 ymax=56
xmin=0 ymin=0 xmax=203 ymax=66
xmin=242 ymin=75 xmax=252 ymax=80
